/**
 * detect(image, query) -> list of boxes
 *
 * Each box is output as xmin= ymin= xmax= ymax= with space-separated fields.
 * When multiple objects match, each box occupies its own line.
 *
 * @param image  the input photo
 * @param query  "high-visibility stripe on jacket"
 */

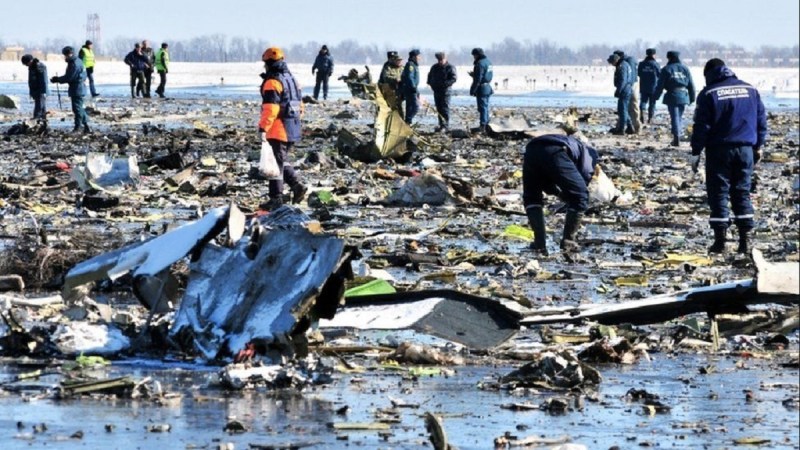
xmin=80 ymin=47 xmax=95 ymax=69
xmin=259 ymin=64 xmax=302 ymax=142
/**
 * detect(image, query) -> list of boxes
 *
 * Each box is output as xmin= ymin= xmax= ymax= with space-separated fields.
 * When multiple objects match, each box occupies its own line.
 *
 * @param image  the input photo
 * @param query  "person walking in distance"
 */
xmin=427 ymin=51 xmax=457 ymax=131
xmin=78 ymin=40 xmax=99 ymax=97
xmin=655 ymin=51 xmax=695 ymax=146
xmin=141 ymin=40 xmax=155 ymax=98
xmin=124 ymin=43 xmax=148 ymax=98
xmin=258 ymin=47 xmax=308 ymax=210
xmin=638 ymin=48 xmax=660 ymax=123
xmin=469 ymin=47 xmax=493 ymax=133
xmin=21 ymin=54 xmax=49 ymax=128
xmin=311 ymin=45 xmax=334 ymax=100
xmin=50 ymin=46 xmax=90 ymax=133
xmin=690 ymin=58 xmax=766 ymax=255
xmin=155 ymin=42 xmax=169 ymax=98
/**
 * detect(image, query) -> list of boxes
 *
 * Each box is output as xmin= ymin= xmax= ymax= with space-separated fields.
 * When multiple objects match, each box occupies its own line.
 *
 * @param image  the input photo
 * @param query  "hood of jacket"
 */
xmin=705 ymin=65 xmax=736 ymax=85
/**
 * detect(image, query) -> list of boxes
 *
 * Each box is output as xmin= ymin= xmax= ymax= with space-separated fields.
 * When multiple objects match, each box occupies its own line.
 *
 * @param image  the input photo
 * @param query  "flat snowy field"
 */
xmin=1 ymin=61 xmax=797 ymax=98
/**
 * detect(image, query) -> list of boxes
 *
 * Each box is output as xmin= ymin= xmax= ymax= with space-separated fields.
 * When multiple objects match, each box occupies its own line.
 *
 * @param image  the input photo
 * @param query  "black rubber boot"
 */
xmin=526 ymin=207 xmax=548 ymax=255
xmin=291 ymin=183 xmax=308 ymax=204
xmin=708 ymin=227 xmax=727 ymax=254
xmin=670 ymin=135 xmax=680 ymax=147
xmin=736 ymin=227 xmax=751 ymax=254
xmin=560 ymin=210 xmax=583 ymax=251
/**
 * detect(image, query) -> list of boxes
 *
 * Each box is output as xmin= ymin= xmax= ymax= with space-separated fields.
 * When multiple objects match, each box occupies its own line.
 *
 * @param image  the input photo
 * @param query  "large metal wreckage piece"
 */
xmin=63 ymin=204 xmax=358 ymax=360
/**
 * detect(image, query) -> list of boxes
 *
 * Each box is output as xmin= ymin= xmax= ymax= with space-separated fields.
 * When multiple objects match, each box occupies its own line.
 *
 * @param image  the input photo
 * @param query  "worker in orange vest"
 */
xmin=258 ymin=47 xmax=307 ymax=210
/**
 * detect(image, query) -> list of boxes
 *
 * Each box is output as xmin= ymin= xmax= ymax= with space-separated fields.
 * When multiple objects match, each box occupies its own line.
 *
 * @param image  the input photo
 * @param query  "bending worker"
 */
xmin=523 ymin=134 xmax=599 ymax=254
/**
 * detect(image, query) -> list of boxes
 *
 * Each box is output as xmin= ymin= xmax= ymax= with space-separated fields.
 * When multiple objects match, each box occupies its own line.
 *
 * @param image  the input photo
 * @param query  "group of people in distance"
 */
xmin=19 ymin=43 xmax=767 ymax=260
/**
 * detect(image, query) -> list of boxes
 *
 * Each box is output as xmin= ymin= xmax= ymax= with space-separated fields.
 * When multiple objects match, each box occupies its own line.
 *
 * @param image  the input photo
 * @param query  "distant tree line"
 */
xmin=11 ymin=36 xmax=800 ymax=67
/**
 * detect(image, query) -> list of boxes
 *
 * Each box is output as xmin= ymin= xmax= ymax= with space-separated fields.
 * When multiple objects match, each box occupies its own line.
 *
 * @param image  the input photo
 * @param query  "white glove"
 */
xmin=690 ymin=155 xmax=701 ymax=173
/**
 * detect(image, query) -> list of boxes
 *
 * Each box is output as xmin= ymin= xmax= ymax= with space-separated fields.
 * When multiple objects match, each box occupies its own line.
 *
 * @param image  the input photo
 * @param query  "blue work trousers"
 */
xmin=476 ymin=95 xmax=490 ymax=126
xmin=33 ymin=94 xmax=47 ymax=120
xmin=640 ymin=92 xmax=657 ymax=121
xmin=86 ymin=67 xmax=97 ymax=96
xmin=705 ymin=145 xmax=754 ymax=231
xmin=616 ymin=90 xmax=631 ymax=130
xmin=70 ymin=95 xmax=88 ymax=129
xmin=404 ymin=92 xmax=419 ymax=124
xmin=668 ymin=104 xmax=686 ymax=139
xmin=523 ymin=143 xmax=589 ymax=213
xmin=313 ymin=73 xmax=329 ymax=100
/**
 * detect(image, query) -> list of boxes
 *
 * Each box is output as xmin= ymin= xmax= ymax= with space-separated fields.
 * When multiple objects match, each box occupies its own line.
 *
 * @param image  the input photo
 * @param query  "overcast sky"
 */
xmin=3 ymin=0 xmax=798 ymax=49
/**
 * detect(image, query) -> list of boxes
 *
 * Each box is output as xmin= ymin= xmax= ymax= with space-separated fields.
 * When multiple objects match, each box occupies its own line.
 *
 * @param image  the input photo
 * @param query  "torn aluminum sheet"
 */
xmin=319 ymin=289 xmax=522 ymax=350
xmin=336 ymin=87 xmax=414 ymax=162
xmin=522 ymin=250 xmax=799 ymax=326
xmin=63 ymin=205 xmax=237 ymax=311
xmin=170 ymin=208 xmax=354 ymax=360
xmin=71 ymin=152 xmax=140 ymax=191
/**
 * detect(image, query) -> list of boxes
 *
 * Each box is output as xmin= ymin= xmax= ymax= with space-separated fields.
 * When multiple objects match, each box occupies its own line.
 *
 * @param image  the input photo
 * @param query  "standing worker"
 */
xmin=426 ymin=51 xmax=457 ymax=131
xmin=154 ymin=42 xmax=169 ymax=98
xmin=258 ymin=47 xmax=307 ymax=211
xmin=615 ymin=50 xmax=641 ymax=133
xmin=141 ymin=40 xmax=155 ymax=98
xmin=124 ymin=43 xmax=148 ymax=98
xmin=78 ymin=40 xmax=99 ymax=98
xmin=607 ymin=53 xmax=633 ymax=135
xmin=469 ymin=47 xmax=493 ymax=133
xmin=690 ymin=58 xmax=767 ymax=254
xmin=378 ymin=51 xmax=404 ymax=116
xmin=400 ymin=49 xmax=422 ymax=124
xmin=21 ymin=54 xmax=49 ymax=127
xmin=655 ymin=51 xmax=695 ymax=146
xmin=50 ymin=46 xmax=89 ymax=133
xmin=523 ymin=134 xmax=599 ymax=254
xmin=638 ymin=48 xmax=660 ymax=123
xmin=311 ymin=45 xmax=334 ymax=101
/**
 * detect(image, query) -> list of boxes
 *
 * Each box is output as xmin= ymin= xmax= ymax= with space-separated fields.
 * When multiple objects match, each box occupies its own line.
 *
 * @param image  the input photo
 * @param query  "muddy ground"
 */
xmin=0 ymin=93 xmax=798 ymax=449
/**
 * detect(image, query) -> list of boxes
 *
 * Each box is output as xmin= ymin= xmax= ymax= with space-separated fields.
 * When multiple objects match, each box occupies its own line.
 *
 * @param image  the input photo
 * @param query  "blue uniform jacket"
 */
xmin=53 ymin=55 xmax=86 ymax=98
xmin=623 ymin=56 xmax=638 ymax=84
xmin=655 ymin=61 xmax=695 ymax=106
xmin=28 ymin=59 xmax=49 ymax=96
xmin=690 ymin=66 xmax=767 ymax=155
xmin=400 ymin=60 xmax=420 ymax=95
xmin=638 ymin=57 xmax=660 ymax=95
xmin=529 ymin=134 xmax=599 ymax=185
xmin=312 ymin=53 xmax=334 ymax=76
xmin=613 ymin=62 xmax=633 ymax=98
xmin=470 ymin=55 xmax=493 ymax=97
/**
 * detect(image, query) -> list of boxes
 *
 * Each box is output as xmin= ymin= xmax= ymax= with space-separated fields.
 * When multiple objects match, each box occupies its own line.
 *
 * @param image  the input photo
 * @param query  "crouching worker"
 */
xmin=523 ymin=134 xmax=598 ymax=254
xmin=258 ymin=47 xmax=307 ymax=211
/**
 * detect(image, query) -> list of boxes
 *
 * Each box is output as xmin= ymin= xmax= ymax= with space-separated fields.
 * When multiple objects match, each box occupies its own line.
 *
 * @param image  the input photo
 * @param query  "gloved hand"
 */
xmin=50 ymin=76 xmax=57 ymax=83
xmin=312 ymin=69 xmax=315 ymax=75
xmin=753 ymin=147 xmax=761 ymax=164
xmin=690 ymin=154 xmax=701 ymax=173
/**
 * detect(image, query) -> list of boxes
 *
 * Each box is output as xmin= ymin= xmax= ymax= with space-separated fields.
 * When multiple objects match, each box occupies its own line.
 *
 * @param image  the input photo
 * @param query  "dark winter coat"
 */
xmin=469 ymin=54 xmax=493 ymax=97
xmin=124 ymin=50 xmax=149 ymax=72
xmin=528 ymin=134 xmax=599 ymax=185
xmin=427 ymin=62 xmax=457 ymax=93
xmin=637 ymin=57 xmax=660 ymax=95
xmin=28 ymin=58 xmax=49 ymax=96
xmin=655 ymin=59 xmax=695 ymax=106
xmin=400 ymin=59 xmax=420 ymax=95
xmin=613 ymin=61 xmax=633 ymax=97
xmin=690 ymin=65 xmax=767 ymax=155
xmin=312 ymin=52 xmax=334 ymax=76
xmin=141 ymin=47 xmax=155 ymax=70
xmin=52 ymin=55 xmax=86 ymax=97
xmin=623 ymin=55 xmax=638 ymax=84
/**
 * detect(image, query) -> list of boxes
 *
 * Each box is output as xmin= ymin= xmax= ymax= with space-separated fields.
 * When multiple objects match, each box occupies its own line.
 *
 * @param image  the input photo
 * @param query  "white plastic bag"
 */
xmin=588 ymin=165 xmax=621 ymax=204
xmin=259 ymin=140 xmax=281 ymax=179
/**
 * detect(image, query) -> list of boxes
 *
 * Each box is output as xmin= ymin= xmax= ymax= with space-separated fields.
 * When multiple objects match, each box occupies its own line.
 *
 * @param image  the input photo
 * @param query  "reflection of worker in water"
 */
xmin=378 ymin=51 xmax=404 ymax=116
xmin=21 ymin=54 xmax=49 ymax=124
xmin=427 ymin=52 xmax=457 ymax=131
xmin=50 ymin=46 xmax=90 ymax=133
xmin=258 ymin=47 xmax=307 ymax=211
xmin=311 ymin=45 xmax=334 ymax=100
xmin=690 ymin=58 xmax=767 ymax=255
xmin=523 ymin=134 xmax=598 ymax=255
xmin=469 ymin=48 xmax=493 ymax=133
xmin=400 ymin=49 xmax=422 ymax=124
